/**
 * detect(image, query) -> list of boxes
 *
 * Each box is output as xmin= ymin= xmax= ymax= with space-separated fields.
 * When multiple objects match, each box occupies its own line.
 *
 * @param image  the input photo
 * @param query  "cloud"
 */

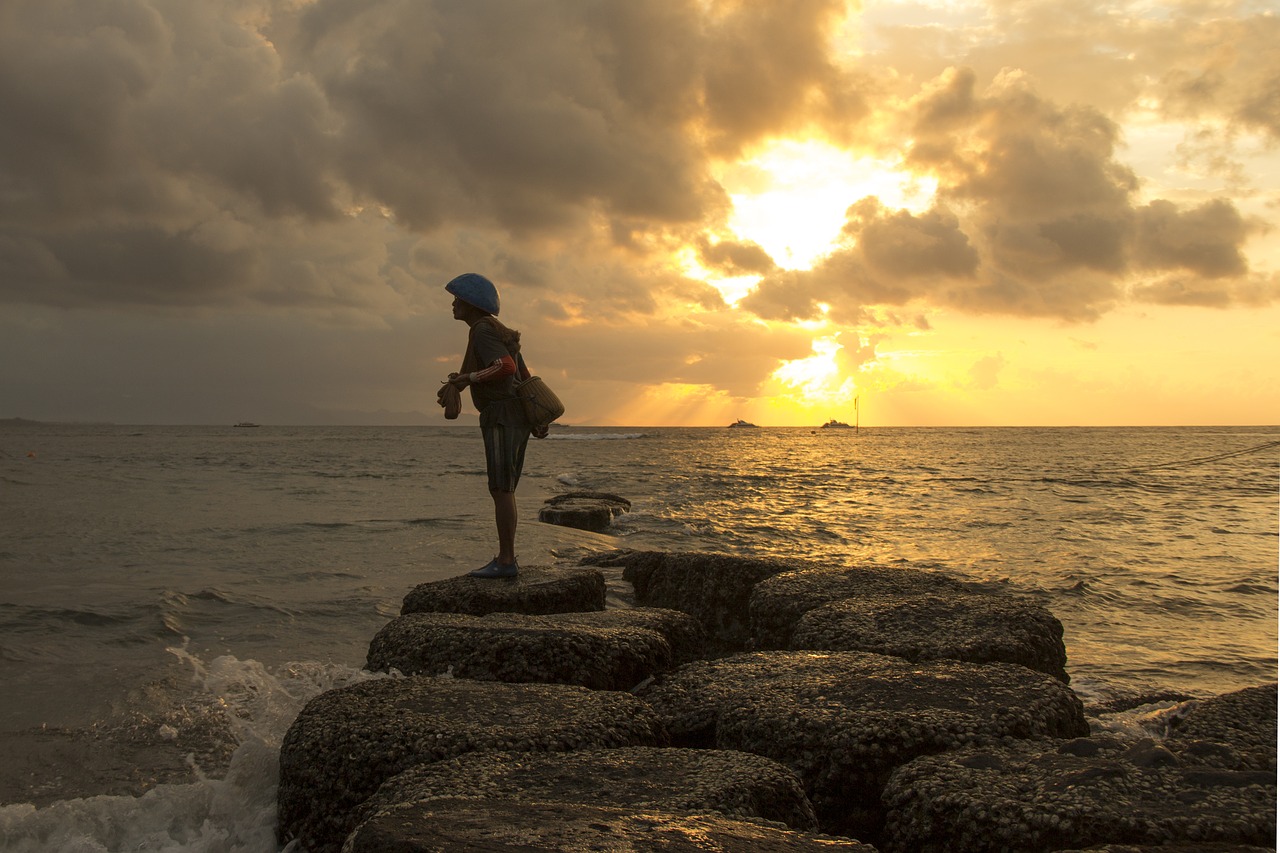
xmin=0 ymin=0 xmax=1274 ymax=426
xmin=967 ymin=353 xmax=1005 ymax=391
xmin=1134 ymin=199 xmax=1250 ymax=279
xmin=844 ymin=198 xmax=979 ymax=279
xmin=742 ymin=64 xmax=1270 ymax=325
xmin=696 ymin=236 xmax=777 ymax=275
xmin=1152 ymin=14 xmax=1280 ymax=141
xmin=0 ymin=0 xmax=874 ymax=320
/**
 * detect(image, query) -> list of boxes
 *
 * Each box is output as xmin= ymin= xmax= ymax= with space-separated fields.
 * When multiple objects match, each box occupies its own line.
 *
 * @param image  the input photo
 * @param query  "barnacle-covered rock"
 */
xmin=881 ymin=733 xmax=1277 ymax=852
xmin=1055 ymin=844 xmax=1275 ymax=852
xmin=636 ymin=650 xmax=1088 ymax=838
xmin=352 ymin=747 xmax=820 ymax=834
xmin=581 ymin=550 xmax=812 ymax=650
xmin=345 ymin=800 xmax=877 ymax=852
xmin=1165 ymin=683 xmax=1277 ymax=771
xmin=791 ymin=593 xmax=1069 ymax=682
xmin=365 ymin=607 xmax=703 ymax=690
xmin=400 ymin=565 xmax=604 ymax=616
xmin=538 ymin=491 xmax=632 ymax=532
xmin=278 ymin=676 xmax=665 ymax=853
xmin=750 ymin=564 xmax=976 ymax=649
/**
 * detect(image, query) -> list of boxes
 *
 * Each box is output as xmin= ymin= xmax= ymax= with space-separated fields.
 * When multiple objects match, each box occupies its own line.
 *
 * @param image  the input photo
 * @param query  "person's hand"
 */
xmin=532 ymin=425 xmax=550 ymax=439
xmin=448 ymin=372 xmax=470 ymax=388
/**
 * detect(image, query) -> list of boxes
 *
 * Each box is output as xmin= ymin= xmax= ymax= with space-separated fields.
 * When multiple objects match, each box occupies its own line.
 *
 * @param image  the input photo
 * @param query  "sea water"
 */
xmin=1 ymin=422 xmax=1276 ymax=850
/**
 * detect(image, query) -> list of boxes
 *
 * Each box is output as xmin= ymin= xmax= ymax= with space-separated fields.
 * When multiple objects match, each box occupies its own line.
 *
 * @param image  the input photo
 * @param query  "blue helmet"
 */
xmin=445 ymin=272 xmax=500 ymax=316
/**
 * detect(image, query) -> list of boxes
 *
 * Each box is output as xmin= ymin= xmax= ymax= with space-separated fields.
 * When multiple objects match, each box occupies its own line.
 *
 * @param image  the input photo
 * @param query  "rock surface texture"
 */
xmin=791 ymin=592 xmax=1070 ymax=681
xmin=636 ymin=649 xmax=1089 ymax=837
xmin=275 ymin=549 xmax=1276 ymax=853
xmin=345 ymin=800 xmax=877 ymax=852
xmin=1164 ymin=683 xmax=1277 ymax=771
xmin=881 ymin=733 xmax=1277 ymax=852
xmin=351 ymin=747 xmax=821 ymax=834
xmin=277 ymin=676 xmax=665 ymax=853
xmin=365 ymin=607 xmax=704 ymax=690
xmin=400 ymin=565 xmax=605 ymax=616
xmin=537 ymin=491 xmax=633 ymax=531
xmin=584 ymin=550 xmax=812 ymax=649
xmin=749 ymin=564 xmax=979 ymax=649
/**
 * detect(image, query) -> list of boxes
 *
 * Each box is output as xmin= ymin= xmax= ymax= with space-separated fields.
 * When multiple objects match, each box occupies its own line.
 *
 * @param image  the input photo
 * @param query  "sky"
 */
xmin=1 ymin=0 xmax=1277 ymax=427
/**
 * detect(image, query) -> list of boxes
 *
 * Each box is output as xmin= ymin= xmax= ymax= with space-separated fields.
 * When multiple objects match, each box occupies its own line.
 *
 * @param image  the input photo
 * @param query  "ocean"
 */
xmin=0 ymin=422 xmax=1276 ymax=850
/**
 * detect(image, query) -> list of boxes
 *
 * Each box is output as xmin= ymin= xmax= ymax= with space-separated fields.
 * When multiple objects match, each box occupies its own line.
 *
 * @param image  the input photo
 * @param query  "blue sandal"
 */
xmin=467 ymin=558 xmax=518 ymax=579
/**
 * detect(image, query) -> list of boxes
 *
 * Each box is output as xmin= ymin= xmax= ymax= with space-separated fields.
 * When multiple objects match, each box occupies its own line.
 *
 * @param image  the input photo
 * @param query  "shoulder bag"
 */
xmin=513 ymin=353 xmax=565 ymax=429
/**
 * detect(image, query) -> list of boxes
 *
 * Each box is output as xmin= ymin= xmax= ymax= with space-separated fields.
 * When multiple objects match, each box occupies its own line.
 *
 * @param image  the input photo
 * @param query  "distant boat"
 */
xmin=820 ymin=419 xmax=853 ymax=429
xmin=233 ymin=422 xmax=260 ymax=428
xmin=728 ymin=419 xmax=758 ymax=428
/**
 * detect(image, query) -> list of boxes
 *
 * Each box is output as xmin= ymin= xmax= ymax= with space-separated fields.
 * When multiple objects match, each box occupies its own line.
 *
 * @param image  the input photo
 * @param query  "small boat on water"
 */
xmin=233 ymin=422 xmax=260 ymax=428
xmin=820 ymin=419 xmax=853 ymax=429
xmin=728 ymin=419 xmax=758 ymax=428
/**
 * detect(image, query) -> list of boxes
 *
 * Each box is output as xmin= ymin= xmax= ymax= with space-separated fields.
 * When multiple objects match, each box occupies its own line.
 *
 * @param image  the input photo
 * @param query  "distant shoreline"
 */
xmin=3 ymin=418 xmax=1278 ymax=430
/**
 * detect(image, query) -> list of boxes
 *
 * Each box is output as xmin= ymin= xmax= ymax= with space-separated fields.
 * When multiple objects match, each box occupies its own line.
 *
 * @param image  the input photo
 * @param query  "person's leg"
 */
xmin=491 ymin=487 xmax=517 ymax=566
xmin=470 ymin=411 xmax=530 ymax=578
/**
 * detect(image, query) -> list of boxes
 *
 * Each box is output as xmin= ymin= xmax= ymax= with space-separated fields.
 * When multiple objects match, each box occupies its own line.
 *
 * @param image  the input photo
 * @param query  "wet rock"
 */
xmin=790 ymin=592 xmax=1069 ymax=682
xmin=1165 ymin=683 xmax=1277 ymax=771
xmin=352 ymin=747 xmax=821 ymax=834
xmin=537 ymin=491 xmax=632 ymax=532
xmin=636 ymin=650 xmax=1088 ymax=838
xmin=749 ymin=564 xmax=977 ymax=649
xmin=400 ymin=564 xmax=604 ymax=616
xmin=1054 ymin=840 xmax=1274 ymax=845
xmin=881 ymin=734 xmax=1277 ymax=853
xmin=365 ymin=607 xmax=703 ymax=690
xmin=345 ymin=799 xmax=877 ymax=852
xmin=583 ymin=550 xmax=811 ymax=650
xmin=278 ymin=676 xmax=665 ymax=853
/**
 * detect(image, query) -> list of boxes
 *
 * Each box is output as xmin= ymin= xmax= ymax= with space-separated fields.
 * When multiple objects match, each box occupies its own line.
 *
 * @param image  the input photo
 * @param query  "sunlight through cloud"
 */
xmin=718 ymin=140 xmax=938 ymax=271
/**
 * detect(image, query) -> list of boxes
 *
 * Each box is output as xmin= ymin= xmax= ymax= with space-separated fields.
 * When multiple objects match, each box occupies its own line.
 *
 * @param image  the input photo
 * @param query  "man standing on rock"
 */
xmin=439 ymin=273 xmax=547 ymax=578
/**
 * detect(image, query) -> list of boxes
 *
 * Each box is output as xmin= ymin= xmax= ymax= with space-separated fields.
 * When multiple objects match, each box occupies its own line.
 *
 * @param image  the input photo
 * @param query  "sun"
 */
xmin=716 ymin=138 xmax=937 ymax=272
xmin=669 ymin=138 xmax=939 ymax=425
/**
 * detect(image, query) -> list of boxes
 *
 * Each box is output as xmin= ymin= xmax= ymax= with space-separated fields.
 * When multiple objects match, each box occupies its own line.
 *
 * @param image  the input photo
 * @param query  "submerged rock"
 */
xmin=277 ymin=676 xmax=665 ymax=853
xmin=791 ymin=592 xmax=1069 ymax=682
xmin=400 ymin=564 xmax=605 ymax=616
xmin=346 ymin=799 xmax=877 ymax=852
xmin=538 ymin=491 xmax=632 ymax=532
xmin=352 ymin=747 xmax=821 ymax=834
xmin=365 ymin=607 xmax=703 ymax=690
xmin=636 ymin=650 xmax=1089 ymax=838
xmin=749 ymin=564 xmax=976 ymax=649
xmin=881 ymin=734 xmax=1277 ymax=852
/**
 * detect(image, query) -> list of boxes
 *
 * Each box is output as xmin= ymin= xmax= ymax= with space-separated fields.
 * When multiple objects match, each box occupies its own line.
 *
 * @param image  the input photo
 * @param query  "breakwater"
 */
xmin=277 ymin=551 xmax=1277 ymax=852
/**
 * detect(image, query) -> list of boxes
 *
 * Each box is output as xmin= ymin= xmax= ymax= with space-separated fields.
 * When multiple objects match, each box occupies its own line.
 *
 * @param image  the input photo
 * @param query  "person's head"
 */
xmin=445 ymin=273 xmax=500 ymax=322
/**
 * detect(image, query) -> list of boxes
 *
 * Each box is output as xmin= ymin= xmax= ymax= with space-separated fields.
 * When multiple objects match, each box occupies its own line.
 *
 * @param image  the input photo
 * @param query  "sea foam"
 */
xmin=0 ymin=650 xmax=390 ymax=853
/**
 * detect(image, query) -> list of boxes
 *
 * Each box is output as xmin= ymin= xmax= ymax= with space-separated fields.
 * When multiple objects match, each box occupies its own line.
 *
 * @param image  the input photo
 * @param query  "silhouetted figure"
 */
xmin=440 ymin=273 xmax=547 ymax=578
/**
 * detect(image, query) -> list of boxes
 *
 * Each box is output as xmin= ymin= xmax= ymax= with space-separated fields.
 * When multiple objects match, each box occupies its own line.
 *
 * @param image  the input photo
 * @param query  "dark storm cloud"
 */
xmin=0 ymin=0 xmax=861 ymax=315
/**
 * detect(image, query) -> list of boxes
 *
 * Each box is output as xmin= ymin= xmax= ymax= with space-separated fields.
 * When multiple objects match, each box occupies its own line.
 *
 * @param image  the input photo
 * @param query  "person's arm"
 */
xmin=450 ymin=323 xmax=516 ymax=387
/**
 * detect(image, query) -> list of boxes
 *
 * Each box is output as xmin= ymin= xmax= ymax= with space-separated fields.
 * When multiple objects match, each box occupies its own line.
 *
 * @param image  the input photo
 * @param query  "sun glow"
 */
xmin=770 ymin=335 xmax=860 ymax=408
xmin=717 ymin=139 xmax=938 ymax=271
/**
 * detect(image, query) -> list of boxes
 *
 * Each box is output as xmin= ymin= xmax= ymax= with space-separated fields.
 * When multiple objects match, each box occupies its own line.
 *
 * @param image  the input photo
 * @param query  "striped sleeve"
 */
xmin=470 ymin=355 xmax=517 ymax=383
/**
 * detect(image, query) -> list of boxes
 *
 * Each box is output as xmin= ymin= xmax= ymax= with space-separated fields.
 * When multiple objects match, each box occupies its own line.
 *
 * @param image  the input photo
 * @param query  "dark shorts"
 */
xmin=480 ymin=399 xmax=532 ymax=492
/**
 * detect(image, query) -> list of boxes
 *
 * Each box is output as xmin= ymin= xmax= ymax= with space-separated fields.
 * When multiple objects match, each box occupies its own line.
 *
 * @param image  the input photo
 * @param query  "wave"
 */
xmin=546 ymin=433 xmax=646 ymax=440
xmin=0 ymin=649 xmax=387 ymax=852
